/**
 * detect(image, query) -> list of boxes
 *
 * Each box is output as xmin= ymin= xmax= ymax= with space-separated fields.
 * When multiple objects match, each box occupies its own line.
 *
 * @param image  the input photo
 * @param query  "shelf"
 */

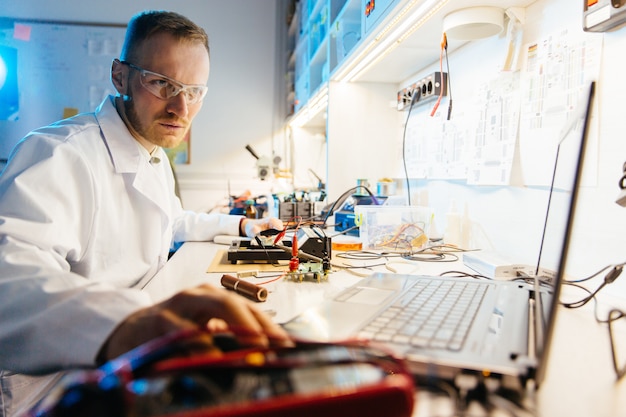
xmin=329 ymin=0 xmax=362 ymax=74
xmin=334 ymin=0 xmax=535 ymax=83
xmin=287 ymin=0 xmax=361 ymax=127
xmin=287 ymin=0 xmax=536 ymax=128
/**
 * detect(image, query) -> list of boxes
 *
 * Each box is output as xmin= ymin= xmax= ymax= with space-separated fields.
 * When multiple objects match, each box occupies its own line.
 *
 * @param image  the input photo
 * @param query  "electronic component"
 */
xmin=285 ymin=261 xmax=329 ymax=283
xmin=227 ymin=240 xmax=292 ymax=264
xmin=227 ymin=227 xmax=331 ymax=264
xmin=29 ymin=337 xmax=415 ymax=417
xmin=293 ymin=226 xmax=331 ymax=260
xmin=279 ymin=201 xmax=313 ymax=221
xmin=221 ymin=274 xmax=268 ymax=302
xmin=335 ymin=210 xmax=359 ymax=236
xmin=583 ymin=0 xmax=626 ymax=32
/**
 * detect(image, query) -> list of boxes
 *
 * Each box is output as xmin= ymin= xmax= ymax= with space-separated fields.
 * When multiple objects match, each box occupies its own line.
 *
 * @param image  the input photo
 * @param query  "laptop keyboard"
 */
xmin=357 ymin=279 xmax=489 ymax=351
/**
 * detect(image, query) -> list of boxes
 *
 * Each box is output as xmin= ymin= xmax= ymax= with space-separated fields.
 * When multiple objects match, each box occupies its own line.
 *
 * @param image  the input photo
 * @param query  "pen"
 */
xmin=221 ymin=274 xmax=268 ymax=302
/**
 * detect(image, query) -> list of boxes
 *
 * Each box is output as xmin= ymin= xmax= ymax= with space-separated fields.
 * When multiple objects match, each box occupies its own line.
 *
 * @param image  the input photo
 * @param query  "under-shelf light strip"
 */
xmin=332 ymin=0 xmax=421 ymax=81
xmin=289 ymin=86 xmax=329 ymax=128
xmin=342 ymin=0 xmax=449 ymax=82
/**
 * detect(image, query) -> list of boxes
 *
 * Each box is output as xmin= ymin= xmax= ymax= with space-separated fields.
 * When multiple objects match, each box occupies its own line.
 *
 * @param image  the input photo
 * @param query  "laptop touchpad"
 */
xmin=343 ymin=287 xmax=394 ymax=305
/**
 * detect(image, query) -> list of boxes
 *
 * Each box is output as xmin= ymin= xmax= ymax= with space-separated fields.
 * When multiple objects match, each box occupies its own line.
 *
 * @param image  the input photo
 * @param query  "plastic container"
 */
xmin=355 ymin=206 xmax=433 ymax=252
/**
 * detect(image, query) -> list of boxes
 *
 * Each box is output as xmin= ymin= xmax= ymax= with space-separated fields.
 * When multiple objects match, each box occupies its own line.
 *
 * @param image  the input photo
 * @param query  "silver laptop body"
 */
xmin=284 ymin=82 xmax=595 ymax=390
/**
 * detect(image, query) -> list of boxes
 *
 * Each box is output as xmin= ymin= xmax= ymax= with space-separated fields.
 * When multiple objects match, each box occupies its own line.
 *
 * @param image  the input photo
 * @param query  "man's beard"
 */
xmin=123 ymin=95 xmax=188 ymax=149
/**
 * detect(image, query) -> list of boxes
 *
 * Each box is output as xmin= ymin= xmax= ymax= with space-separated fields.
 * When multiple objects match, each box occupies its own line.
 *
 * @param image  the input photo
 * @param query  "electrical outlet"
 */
xmin=396 ymin=84 xmax=416 ymax=110
xmin=397 ymin=72 xmax=447 ymax=111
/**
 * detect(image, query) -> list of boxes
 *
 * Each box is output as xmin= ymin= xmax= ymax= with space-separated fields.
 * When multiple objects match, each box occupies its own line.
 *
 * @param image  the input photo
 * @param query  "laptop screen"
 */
xmin=533 ymin=81 xmax=595 ymax=384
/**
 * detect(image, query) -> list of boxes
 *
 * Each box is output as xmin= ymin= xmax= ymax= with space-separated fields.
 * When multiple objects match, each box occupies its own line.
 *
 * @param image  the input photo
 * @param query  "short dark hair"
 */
xmin=121 ymin=10 xmax=210 ymax=62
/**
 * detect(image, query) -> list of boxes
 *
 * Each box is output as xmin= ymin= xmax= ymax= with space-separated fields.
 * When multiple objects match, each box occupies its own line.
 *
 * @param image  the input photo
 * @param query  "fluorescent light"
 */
xmin=333 ymin=0 xmax=449 ymax=82
xmin=289 ymin=86 xmax=329 ymax=128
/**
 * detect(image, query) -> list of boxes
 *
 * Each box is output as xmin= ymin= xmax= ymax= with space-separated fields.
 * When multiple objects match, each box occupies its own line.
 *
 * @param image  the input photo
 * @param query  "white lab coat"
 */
xmin=0 ymin=96 xmax=241 ymax=414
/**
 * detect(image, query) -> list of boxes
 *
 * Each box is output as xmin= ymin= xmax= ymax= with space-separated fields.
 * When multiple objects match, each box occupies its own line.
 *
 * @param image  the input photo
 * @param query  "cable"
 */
xmin=607 ymin=308 xmax=626 ymax=379
xmin=430 ymin=32 xmax=446 ymax=117
xmin=401 ymin=86 xmax=418 ymax=206
xmin=439 ymin=270 xmax=493 ymax=280
xmin=561 ymin=263 xmax=624 ymax=309
xmin=329 ymin=225 xmax=359 ymax=237
xmin=403 ymin=252 xmax=459 ymax=262
xmin=401 ymin=244 xmax=471 ymax=263
xmin=335 ymin=250 xmax=401 ymax=261
xmin=319 ymin=185 xmax=379 ymax=228
xmin=564 ymin=261 xmax=625 ymax=283
xmin=559 ymin=261 xmax=626 ymax=380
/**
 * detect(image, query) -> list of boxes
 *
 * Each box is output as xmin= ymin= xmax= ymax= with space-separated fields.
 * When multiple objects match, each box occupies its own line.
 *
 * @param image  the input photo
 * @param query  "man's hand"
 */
xmin=97 ymin=283 xmax=293 ymax=363
xmin=241 ymin=217 xmax=284 ymax=238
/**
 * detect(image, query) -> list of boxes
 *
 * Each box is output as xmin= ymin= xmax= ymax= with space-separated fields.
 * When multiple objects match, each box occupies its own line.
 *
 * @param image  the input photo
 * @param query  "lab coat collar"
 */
xmin=95 ymin=96 xmax=170 ymax=221
xmin=95 ymin=96 xmax=146 ymax=174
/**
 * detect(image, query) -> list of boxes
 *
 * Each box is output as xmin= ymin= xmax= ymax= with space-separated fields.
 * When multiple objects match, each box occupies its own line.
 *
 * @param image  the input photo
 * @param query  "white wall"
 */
xmin=395 ymin=0 xmax=626 ymax=302
xmin=2 ymin=0 xmax=287 ymax=212
xmin=5 ymin=1 xmax=625 ymax=302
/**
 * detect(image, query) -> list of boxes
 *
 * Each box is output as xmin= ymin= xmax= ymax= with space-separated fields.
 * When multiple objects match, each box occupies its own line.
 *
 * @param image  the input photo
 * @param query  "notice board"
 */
xmin=0 ymin=18 xmax=126 ymax=160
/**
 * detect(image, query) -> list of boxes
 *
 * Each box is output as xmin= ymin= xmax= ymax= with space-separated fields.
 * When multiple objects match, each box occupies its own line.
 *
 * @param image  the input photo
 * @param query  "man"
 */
xmin=0 ymin=10 xmax=289 ymax=416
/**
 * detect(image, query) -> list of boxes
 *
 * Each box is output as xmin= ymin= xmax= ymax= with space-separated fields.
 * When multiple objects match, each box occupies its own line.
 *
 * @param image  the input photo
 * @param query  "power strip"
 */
xmin=584 ymin=0 xmax=626 ymax=32
xmin=397 ymin=71 xmax=447 ymax=110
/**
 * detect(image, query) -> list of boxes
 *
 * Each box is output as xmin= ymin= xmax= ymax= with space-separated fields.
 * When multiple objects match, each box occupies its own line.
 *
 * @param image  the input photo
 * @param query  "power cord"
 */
xmin=401 ymin=83 xmax=418 ymax=206
xmin=560 ymin=261 xmax=626 ymax=380
xmin=561 ymin=262 xmax=624 ymax=309
xmin=607 ymin=308 xmax=626 ymax=379
xmin=318 ymin=185 xmax=380 ymax=228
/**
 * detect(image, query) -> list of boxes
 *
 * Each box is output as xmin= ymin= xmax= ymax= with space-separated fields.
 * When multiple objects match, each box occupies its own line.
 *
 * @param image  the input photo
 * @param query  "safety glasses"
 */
xmin=119 ymin=60 xmax=208 ymax=104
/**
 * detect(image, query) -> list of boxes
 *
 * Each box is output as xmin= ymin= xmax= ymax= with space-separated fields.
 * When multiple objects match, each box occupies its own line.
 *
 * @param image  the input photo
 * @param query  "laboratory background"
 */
xmin=1 ymin=0 xmax=625 ymax=305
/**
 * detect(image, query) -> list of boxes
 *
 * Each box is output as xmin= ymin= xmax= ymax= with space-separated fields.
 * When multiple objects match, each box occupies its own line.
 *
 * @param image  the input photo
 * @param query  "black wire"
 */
xmin=402 ymin=91 xmax=418 ymax=206
xmin=561 ymin=262 xmax=625 ymax=308
xmin=607 ymin=308 xmax=626 ymax=380
xmin=402 ymin=252 xmax=459 ymax=263
xmin=329 ymin=225 xmax=359 ymax=237
xmin=439 ymin=270 xmax=493 ymax=280
xmin=559 ymin=273 xmax=626 ymax=380
xmin=320 ymin=185 xmax=379 ymax=227
xmin=253 ymin=235 xmax=284 ymax=266
xmin=560 ymin=281 xmax=605 ymax=309
xmin=564 ymin=262 xmax=623 ymax=283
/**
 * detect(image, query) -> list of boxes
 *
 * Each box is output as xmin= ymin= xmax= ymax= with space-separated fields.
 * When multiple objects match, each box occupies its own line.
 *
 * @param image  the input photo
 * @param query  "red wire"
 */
xmin=430 ymin=32 xmax=446 ymax=117
xmin=256 ymin=272 xmax=287 ymax=285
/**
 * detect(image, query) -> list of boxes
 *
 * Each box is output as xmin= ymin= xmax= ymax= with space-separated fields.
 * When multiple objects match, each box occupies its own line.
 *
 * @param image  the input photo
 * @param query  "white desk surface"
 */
xmin=142 ymin=241 xmax=626 ymax=417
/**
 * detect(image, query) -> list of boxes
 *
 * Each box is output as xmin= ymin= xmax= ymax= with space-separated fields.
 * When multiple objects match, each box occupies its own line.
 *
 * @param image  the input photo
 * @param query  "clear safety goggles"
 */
xmin=120 ymin=60 xmax=208 ymax=104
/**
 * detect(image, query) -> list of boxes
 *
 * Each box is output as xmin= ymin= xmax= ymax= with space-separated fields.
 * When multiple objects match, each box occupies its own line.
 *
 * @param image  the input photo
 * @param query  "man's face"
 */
xmin=117 ymin=33 xmax=210 ymax=150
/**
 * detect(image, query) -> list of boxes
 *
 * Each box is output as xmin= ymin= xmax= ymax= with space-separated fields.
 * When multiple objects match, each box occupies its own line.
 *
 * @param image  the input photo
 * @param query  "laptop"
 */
xmin=283 ymin=81 xmax=596 ymax=390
